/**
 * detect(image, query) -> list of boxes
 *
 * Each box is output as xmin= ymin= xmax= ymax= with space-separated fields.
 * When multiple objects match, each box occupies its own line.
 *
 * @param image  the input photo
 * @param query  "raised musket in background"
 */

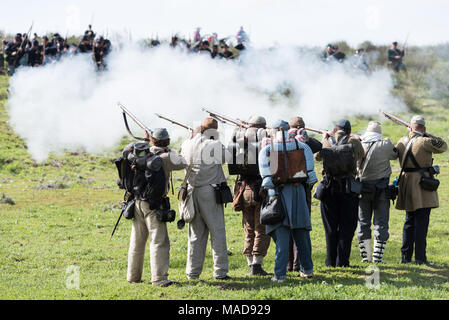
xmin=155 ymin=113 xmax=193 ymax=132
xmin=202 ymin=107 xmax=249 ymax=128
xmin=118 ymin=102 xmax=153 ymax=141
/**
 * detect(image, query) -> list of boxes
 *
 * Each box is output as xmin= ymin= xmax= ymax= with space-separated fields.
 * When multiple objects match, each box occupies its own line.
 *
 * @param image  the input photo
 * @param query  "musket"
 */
xmin=401 ymin=32 xmax=410 ymax=57
xmin=305 ymin=127 xmax=335 ymax=137
xmin=110 ymin=205 xmax=124 ymax=240
xmin=118 ymin=102 xmax=153 ymax=141
xmin=381 ymin=110 xmax=435 ymax=138
xmin=155 ymin=113 xmax=193 ymax=132
xmin=202 ymin=108 xmax=249 ymax=128
xmin=381 ymin=110 xmax=410 ymax=128
xmin=13 ymin=21 xmax=33 ymax=67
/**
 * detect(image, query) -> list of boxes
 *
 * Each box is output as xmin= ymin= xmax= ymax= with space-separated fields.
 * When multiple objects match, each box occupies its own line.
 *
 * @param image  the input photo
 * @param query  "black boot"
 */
xmin=250 ymin=264 xmax=271 ymax=276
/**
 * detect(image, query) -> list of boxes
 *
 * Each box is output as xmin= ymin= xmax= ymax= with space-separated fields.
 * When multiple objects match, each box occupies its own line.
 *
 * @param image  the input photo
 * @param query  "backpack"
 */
xmin=115 ymin=144 xmax=135 ymax=193
xmin=115 ymin=143 xmax=167 ymax=209
xmin=228 ymin=127 xmax=268 ymax=176
xmin=269 ymin=133 xmax=308 ymax=186
xmin=320 ymin=136 xmax=356 ymax=178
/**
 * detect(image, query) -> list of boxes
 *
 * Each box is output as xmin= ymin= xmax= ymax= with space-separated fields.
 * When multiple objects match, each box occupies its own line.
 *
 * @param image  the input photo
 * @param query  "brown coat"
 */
xmin=395 ymin=132 xmax=447 ymax=212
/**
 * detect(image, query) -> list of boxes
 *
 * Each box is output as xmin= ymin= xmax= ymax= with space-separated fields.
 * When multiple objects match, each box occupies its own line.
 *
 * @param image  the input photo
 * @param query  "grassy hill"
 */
xmin=0 ymin=70 xmax=448 ymax=300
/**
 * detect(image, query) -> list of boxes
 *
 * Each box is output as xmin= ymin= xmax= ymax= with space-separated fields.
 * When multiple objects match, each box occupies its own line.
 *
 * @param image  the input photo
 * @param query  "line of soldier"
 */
xmin=322 ymin=41 xmax=407 ymax=74
xmin=1 ymin=25 xmax=111 ymax=75
xmin=120 ymin=112 xmax=446 ymax=286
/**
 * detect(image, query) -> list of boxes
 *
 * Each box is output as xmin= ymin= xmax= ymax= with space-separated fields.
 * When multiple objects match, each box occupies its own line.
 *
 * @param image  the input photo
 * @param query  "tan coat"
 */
xmin=395 ymin=132 xmax=447 ymax=212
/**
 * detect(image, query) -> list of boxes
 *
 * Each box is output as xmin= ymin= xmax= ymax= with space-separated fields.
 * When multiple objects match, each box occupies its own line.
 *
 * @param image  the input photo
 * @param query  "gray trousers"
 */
xmin=127 ymin=200 xmax=170 ymax=284
xmin=357 ymin=188 xmax=390 ymax=242
xmin=186 ymin=185 xmax=228 ymax=279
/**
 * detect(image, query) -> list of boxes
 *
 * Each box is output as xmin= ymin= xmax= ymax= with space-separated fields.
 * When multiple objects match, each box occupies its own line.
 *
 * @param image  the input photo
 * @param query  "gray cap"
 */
xmin=366 ymin=121 xmax=382 ymax=134
xmin=152 ymin=128 xmax=170 ymax=140
xmin=411 ymin=115 xmax=425 ymax=126
xmin=247 ymin=115 xmax=266 ymax=127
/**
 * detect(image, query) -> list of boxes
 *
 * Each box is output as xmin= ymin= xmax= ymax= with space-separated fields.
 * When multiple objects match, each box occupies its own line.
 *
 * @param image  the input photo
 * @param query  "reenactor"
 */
xmin=218 ymin=45 xmax=234 ymax=59
xmin=5 ymin=34 xmax=23 ymax=75
xmin=322 ymin=44 xmax=345 ymax=63
xmin=236 ymin=26 xmax=249 ymax=44
xmin=287 ymin=117 xmax=322 ymax=272
xmin=321 ymin=43 xmax=334 ymax=62
xmin=232 ymin=116 xmax=271 ymax=276
xmin=0 ymin=39 xmax=5 ymax=73
xmin=258 ymin=120 xmax=318 ymax=281
xmin=211 ymin=45 xmax=219 ymax=59
xmin=180 ymin=118 xmax=232 ymax=280
xmin=193 ymin=27 xmax=201 ymax=42
xmin=387 ymin=41 xmax=406 ymax=73
xmin=28 ymin=40 xmax=42 ymax=67
xmin=357 ymin=122 xmax=398 ymax=263
xmin=351 ymin=48 xmax=369 ymax=72
xmin=198 ymin=40 xmax=211 ymax=56
xmin=127 ymin=128 xmax=187 ymax=287
xmin=395 ymin=116 xmax=447 ymax=264
xmin=315 ymin=119 xmax=364 ymax=267
xmin=85 ymin=25 xmax=96 ymax=42
xmin=93 ymin=39 xmax=105 ymax=70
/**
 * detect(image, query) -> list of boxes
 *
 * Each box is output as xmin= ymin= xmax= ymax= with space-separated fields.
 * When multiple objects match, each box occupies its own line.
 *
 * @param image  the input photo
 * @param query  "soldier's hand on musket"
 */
xmin=322 ymin=132 xmax=330 ymax=140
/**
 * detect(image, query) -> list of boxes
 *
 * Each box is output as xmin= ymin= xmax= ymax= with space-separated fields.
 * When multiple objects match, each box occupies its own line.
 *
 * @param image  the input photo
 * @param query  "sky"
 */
xmin=1 ymin=0 xmax=448 ymax=47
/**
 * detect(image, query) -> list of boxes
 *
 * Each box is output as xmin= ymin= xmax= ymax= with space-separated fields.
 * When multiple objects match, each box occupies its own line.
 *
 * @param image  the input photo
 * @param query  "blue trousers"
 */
xmin=271 ymin=227 xmax=313 ymax=279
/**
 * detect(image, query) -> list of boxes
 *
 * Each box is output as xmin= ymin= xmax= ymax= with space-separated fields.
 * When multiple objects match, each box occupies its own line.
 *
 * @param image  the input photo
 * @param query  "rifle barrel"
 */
xmin=202 ymin=108 xmax=248 ymax=128
xmin=381 ymin=111 xmax=410 ymax=128
xmin=305 ymin=127 xmax=334 ymax=136
xmin=118 ymin=102 xmax=152 ymax=134
xmin=155 ymin=113 xmax=193 ymax=131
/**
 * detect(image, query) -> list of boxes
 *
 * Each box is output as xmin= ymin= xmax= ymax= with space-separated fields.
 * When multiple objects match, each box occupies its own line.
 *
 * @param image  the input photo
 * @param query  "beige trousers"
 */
xmin=186 ymin=185 xmax=228 ymax=279
xmin=127 ymin=200 xmax=170 ymax=284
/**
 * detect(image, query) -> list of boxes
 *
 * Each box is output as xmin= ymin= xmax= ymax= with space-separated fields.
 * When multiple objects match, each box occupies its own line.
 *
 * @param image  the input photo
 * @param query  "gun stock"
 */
xmin=118 ymin=102 xmax=152 ymax=141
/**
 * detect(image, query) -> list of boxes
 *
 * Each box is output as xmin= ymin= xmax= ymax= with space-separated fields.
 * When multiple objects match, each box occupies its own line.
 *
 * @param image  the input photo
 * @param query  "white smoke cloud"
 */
xmin=6 ymin=43 xmax=405 ymax=162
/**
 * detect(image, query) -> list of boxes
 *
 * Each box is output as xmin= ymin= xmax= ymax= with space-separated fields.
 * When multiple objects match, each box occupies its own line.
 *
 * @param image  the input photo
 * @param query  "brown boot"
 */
xmin=250 ymin=264 xmax=272 ymax=276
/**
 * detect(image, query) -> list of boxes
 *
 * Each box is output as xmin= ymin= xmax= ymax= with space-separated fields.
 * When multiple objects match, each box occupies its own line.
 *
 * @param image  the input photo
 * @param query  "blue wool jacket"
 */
xmin=258 ymin=132 xmax=317 ymax=234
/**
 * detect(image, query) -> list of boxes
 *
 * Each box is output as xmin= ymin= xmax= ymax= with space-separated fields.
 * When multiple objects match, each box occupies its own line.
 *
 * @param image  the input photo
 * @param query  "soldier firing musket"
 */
xmin=202 ymin=108 xmax=249 ymax=129
xmin=118 ymin=102 xmax=153 ymax=141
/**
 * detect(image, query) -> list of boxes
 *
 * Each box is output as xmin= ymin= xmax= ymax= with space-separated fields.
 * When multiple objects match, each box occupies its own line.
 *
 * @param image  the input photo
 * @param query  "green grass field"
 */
xmin=0 ymin=73 xmax=448 ymax=300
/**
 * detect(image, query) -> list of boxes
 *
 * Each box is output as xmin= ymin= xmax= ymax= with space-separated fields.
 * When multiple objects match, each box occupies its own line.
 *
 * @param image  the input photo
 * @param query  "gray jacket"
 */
xmin=358 ymin=138 xmax=398 ymax=182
